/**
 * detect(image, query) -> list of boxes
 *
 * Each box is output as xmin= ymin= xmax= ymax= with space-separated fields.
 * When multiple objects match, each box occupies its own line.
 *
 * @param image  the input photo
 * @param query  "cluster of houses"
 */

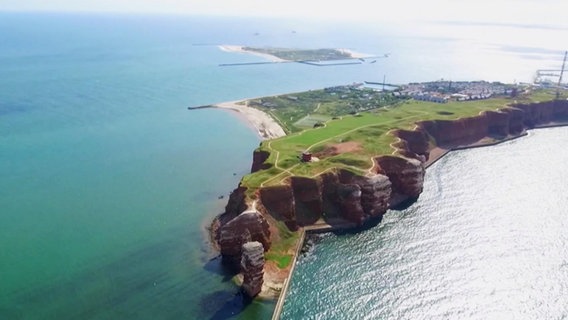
xmin=323 ymin=83 xmax=390 ymax=102
xmin=252 ymin=80 xmax=517 ymax=110
xmin=399 ymin=80 xmax=514 ymax=103
xmin=323 ymin=80 xmax=515 ymax=104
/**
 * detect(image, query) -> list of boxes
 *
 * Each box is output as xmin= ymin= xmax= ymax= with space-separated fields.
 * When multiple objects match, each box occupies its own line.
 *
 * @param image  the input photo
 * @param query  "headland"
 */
xmin=202 ymin=80 xmax=568 ymax=317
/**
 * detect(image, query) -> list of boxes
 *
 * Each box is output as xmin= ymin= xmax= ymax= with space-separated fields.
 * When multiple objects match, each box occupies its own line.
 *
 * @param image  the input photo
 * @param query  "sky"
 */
xmin=1 ymin=0 xmax=567 ymax=28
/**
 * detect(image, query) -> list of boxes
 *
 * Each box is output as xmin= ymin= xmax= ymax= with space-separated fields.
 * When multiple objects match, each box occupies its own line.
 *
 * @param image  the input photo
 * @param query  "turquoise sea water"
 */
xmin=0 ymin=13 xmax=402 ymax=319
xmin=1 ymin=12 xmax=567 ymax=319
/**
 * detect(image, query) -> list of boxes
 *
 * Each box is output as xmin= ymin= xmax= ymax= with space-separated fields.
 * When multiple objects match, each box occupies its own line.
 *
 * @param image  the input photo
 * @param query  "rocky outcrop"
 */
xmin=336 ymin=183 xmax=365 ymax=224
xmin=220 ymin=186 xmax=249 ymax=222
xmin=391 ymin=128 xmax=430 ymax=161
xmin=291 ymin=176 xmax=323 ymax=225
xmin=320 ymin=171 xmax=342 ymax=219
xmin=418 ymin=114 xmax=489 ymax=148
xmin=259 ymin=185 xmax=297 ymax=230
xmin=358 ymin=175 xmax=392 ymax=218
xmin=502 ymin=107 xmax=524 ymax=134
xmin=330 ymin=172 xmax=392 ymax=224
xmin=515 ymin=101 xmax=555 ymax=127
xmin=554 ymin=99 xmax=568 ymax=118
xmin=483 ymin=110 xmax=510 ymax=137
xmin=374 ymin=155 xmax=424 ymax=200
xmin=241 ymin=241 xmax=264 ymax=297
xmin=256 ymin=170 xmax=393 ymax=226
xmin=218 ymin=210 xmax=270 ymax=269
xmin=251 ymin=149 xmax=270 ymax=173
xmin=411 ymin=100 xmax=568 ymax=150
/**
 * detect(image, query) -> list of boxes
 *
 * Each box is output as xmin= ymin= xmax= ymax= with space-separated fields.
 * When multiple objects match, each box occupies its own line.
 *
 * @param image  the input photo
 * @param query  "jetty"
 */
xmin=187 ymin=105 xmax=212 ymax=110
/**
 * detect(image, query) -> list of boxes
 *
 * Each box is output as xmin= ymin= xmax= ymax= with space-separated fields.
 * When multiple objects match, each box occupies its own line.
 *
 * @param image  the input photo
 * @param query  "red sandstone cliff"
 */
xmin=417 ymin=114 xmax=489 ymax=148
xmin=258 ymin=185 xmax=298 ymax=230
xmin=257 ymin=170 xmax=393 ymax=226
xmin=390 ymin=128 xmax=430 ymax=162
xmin=251 ymin=149 xmax=271 ymax=173
xmin=290 ymin=176 xmax=323 ymax=226
xmin=483 ymin=110 xmax=510 ymax=137
xmin=374 ymin=155 xmax=424 ymax=202
xmin=217 ymin=210 xmax=271 ymax=268
xmin=214 ymin=99 xmax=568 ymax=269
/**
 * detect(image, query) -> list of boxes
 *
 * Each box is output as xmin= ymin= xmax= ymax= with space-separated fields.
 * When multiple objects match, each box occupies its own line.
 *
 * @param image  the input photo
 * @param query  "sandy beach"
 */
xmin=214 ymin=100 xmax=287 ymax=140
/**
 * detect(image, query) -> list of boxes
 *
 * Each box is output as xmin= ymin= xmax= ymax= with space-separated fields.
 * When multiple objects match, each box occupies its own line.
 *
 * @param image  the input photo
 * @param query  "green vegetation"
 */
xmin=264 ymin=220 xmax=300 ymax=269
xmin=243 ymin=47 xmax=352 ymax=62
xmin=241 ymin=87 xmax=563 ymax=199
xmin=526 ymin=88 xmax=565 ymax=102
xmin=249 ymin=86 xmax=404 ymax=132
xmin=265 ymin=252 xmax=293 ymax=269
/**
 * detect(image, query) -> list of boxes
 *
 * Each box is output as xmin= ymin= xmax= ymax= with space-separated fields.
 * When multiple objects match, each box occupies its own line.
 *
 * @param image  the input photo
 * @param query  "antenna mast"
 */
xmin=556 ymin=51 xmax=567 ymax=99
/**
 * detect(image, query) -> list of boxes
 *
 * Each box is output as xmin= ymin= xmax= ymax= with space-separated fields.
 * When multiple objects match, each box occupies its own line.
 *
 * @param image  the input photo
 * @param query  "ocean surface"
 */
xmin=0 ymin=12 xmax=567 ymax=319
xmin=282 ymin=127 xmax=568 ymax=319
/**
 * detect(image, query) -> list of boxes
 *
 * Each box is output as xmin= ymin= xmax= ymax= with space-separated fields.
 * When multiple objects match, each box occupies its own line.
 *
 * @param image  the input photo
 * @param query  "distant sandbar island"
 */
xmin=219 ymin=45 xmax=372 ymax=63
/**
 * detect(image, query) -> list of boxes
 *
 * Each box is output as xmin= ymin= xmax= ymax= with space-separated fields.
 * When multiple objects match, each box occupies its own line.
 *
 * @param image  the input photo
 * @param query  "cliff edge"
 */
xmin=211 ymin=98 xmax=568 ymax=296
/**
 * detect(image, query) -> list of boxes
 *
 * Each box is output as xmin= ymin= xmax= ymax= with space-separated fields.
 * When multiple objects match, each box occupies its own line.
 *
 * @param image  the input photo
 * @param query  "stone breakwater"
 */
xmin=211 ymin=99 xmax=568 ymax=295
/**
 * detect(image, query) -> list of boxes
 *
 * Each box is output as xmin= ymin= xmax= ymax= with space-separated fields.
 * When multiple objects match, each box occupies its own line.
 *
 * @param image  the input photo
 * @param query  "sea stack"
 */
xmin=241 ymin=241 xmax=265 ymax=297
xmin=217 ymin=210 xmax=271 ymax=269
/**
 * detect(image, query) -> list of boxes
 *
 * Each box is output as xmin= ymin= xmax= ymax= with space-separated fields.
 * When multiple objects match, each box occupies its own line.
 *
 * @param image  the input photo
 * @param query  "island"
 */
xmin=202 ymin=80 xmax=568 ymax=318
xmin=218 ymin=45 xmax=379 ymax=66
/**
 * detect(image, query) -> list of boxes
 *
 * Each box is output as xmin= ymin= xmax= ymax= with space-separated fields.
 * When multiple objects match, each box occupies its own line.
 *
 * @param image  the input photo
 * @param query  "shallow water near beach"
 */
xmin=281 ymin=126 xmax=568 ymax=319
xmin=1 ymin=12 xmax=567 ymax=319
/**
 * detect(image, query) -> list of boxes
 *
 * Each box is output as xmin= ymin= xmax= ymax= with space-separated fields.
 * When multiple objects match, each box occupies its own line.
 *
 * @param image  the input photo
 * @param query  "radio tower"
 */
xmin=556 ymin=51 xmax=567 ymax=99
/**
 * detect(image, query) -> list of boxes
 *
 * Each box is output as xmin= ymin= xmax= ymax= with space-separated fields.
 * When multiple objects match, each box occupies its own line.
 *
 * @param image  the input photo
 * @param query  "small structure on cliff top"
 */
xmin=241 ymin=241 xmax=265 ymax=297
xmin=301 ymin=151 xmax=312 ymax=162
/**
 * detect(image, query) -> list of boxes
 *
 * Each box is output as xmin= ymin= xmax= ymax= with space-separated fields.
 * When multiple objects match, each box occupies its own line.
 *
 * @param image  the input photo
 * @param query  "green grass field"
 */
xmin=243 ymin=47 xmax=352 ymax=62
xmin=249 ymin=87 xmax=402 ymax=133
xmin=241 ymin=88 xmax=563 ymax=196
